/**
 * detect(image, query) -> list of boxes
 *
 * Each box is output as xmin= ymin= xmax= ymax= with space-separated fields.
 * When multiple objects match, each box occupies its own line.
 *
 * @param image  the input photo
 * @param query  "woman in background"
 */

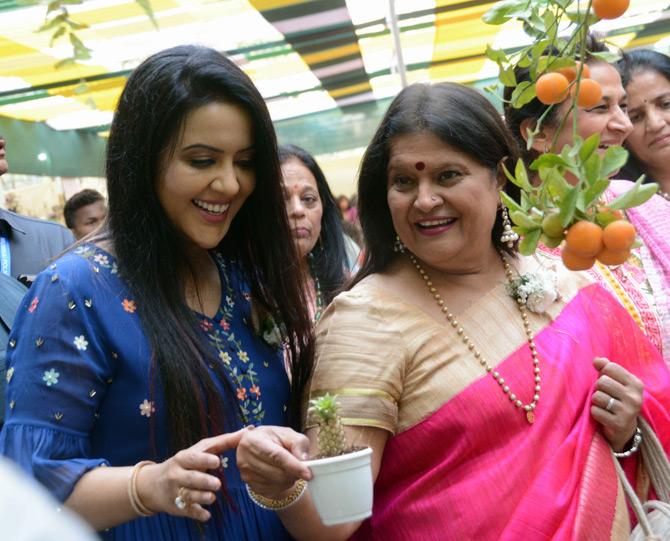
xmin=617 ymin=48 xmax=670 ymax=199
xmin=279 ymin=144 xmax=350 ymax=316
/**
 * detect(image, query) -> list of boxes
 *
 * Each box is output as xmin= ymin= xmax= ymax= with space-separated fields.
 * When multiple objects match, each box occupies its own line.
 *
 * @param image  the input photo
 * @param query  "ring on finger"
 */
xmin=605 ymin=396 xmax=616 ymax=412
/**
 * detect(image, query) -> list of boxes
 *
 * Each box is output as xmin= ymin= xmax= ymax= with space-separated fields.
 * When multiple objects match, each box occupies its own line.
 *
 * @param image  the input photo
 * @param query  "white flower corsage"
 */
xmin=507 ymin=267 xmax=559 ymax=314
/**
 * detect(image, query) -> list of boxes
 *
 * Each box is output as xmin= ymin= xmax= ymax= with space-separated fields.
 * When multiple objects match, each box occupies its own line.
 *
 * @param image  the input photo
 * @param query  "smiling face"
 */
xmin=536 ymin=63 xmax=632 ymax=165
xmin=625 ymin=69 xmax=670 ymax=178
xmin=281 ymin=157 xmax=323 ymax=260
xmin=157 ymin=101 xmax=256 ymax=251
xmin=0 ymin=137 xmax=8 ymax=176
xmin=386 ymin=131 xmax=502 ymax=271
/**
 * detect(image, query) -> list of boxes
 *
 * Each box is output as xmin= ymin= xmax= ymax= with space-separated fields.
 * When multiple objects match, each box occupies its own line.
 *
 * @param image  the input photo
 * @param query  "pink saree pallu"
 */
xmin=351 ymin=284 xmax=670 ymax=541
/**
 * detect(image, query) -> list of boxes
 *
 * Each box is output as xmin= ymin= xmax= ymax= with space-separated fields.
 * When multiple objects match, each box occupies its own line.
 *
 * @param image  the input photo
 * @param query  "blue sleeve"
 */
xmin=0 ymin=258 xmax=115 ymax=502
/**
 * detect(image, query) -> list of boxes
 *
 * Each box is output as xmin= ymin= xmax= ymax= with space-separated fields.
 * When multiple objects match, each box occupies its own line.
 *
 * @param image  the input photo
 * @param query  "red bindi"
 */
xmin=415 ymin=161 xmax=425 ymax=171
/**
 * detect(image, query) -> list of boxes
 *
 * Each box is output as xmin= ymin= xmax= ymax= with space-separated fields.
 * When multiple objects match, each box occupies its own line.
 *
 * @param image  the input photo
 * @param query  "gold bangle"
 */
xmin=128 ymin=460 xmax=156 ymax=517
xmin=246 ymin=479 xmax=307 ymax=511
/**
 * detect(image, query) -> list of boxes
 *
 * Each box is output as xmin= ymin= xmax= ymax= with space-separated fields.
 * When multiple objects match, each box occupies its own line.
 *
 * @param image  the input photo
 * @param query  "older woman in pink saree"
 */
xmin=234 ymin=83 xmax=670 ymax=541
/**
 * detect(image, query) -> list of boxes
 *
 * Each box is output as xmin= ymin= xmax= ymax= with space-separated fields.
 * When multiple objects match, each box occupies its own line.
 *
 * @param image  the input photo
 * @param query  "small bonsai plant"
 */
xmin=309 ymin=393 xmax=347 ymax=458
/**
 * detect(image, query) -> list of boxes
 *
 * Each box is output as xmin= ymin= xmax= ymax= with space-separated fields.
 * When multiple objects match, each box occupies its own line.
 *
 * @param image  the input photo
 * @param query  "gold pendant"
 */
xmin=526 ymin=411 xmax=535 ymax=424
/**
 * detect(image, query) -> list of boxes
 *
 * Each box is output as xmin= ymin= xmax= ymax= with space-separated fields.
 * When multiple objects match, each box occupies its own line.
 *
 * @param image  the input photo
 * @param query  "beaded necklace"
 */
xmin=408 ymin=251 xmax=541 ymax=424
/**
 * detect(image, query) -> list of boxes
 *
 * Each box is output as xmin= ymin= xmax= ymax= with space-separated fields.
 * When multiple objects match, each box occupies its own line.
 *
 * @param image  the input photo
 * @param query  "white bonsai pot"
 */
xmin=304 ymin=447 xmax=373 ymax=526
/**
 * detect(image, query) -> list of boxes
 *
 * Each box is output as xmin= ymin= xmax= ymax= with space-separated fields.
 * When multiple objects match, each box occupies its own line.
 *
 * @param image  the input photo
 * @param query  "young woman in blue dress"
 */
xmin=0 ymin=45 xmax=313 ymax=540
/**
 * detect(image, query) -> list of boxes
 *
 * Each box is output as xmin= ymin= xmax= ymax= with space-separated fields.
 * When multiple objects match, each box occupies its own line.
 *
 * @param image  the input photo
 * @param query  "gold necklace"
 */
xmin=408 ymin=251 xmax=541 ymax=424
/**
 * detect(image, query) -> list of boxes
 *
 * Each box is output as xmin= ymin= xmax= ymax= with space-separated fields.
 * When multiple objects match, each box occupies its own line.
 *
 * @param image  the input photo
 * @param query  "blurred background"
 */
xmin=1 ymin=0 xmax=669 ymax=221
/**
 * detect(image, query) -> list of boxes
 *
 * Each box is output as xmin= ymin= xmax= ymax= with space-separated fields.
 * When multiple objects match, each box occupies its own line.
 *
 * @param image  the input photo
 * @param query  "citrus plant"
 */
xmin=483 ymin=0 xmax=657 ymax=270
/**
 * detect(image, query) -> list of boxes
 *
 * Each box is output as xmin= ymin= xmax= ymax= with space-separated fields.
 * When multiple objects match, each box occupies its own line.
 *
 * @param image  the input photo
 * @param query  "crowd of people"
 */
xmin=0 ymin=36 xmax=669 ymax=540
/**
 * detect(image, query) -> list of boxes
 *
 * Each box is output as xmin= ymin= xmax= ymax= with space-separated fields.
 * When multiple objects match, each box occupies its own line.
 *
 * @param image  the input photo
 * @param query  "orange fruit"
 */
xmin=593 ymin=0 xmax=630 ymax=20
xmin=602 ymin=220 xmax=636 ymax=251
xmin=570 ymin=78 xmax=602 ymax=107
xmin=596 ymin=246 xmax=631 ymax=266
xmin=565 ymin=220 xmax=603 ymax=257
xmin=555 ymin=62 xmax=590 ymax=84
xmin=536 ymin=72 xmax=570 ymax=105
xmin=562 ymin=247 xmax=596 ymax=271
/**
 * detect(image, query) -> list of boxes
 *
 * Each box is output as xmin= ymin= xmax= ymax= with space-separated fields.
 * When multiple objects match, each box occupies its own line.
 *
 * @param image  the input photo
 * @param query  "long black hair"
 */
xmin=104 ymin=45 xmax=313 ymax=454
xmin=352 ymin=82 xmax=521 ymax=287
xmin=278 ymin=144 xmax=347 ymax=305
xmin=616 ymin=48 xmax=670 ymax=183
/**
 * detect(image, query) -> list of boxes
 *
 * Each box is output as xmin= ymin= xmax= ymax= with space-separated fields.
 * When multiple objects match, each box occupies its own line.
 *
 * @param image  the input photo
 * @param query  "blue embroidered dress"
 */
xmin=0 ymin=244 xmax=292 ymax=540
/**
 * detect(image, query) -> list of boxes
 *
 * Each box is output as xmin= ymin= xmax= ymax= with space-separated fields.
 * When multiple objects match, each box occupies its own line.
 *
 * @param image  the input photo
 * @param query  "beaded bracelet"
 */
xmin=128 ymin=460 xmax=156 ymax=517
xmin=613 ymin=427 xmax=643 ymax=458
xmin=246 ymin=479 xmax=307 ymax=511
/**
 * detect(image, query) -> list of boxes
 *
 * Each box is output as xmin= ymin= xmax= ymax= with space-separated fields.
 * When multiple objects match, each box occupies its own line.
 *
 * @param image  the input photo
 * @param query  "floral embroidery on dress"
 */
xmin=199 ymin=254 xmax=266 ymax=425
xmin=122 ymin=299 xmax=136 ymax=313
xmin=6 ymin=367 xmax=14 ymax=383
xmin=42 ymin=369 xmax=60 ymax=386
xmin=139 ymin=399 xmax=155 ymax=417
xmin=93 ymin=254 xmax=109 ymax=266
xmin=28 ymin=297 xmax=39 ymax=313
xmin=74 ymin=245 xmax=119 ymax=274
xmin=73 ymin=335 xmax=88 ymax=351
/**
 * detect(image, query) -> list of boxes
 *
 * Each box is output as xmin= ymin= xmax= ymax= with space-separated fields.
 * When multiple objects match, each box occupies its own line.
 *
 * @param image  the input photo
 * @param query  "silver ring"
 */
xmin=174 ymin=495 xmax=187 ymax=510
xmin=605 ymin=396 xmax=616 ymax=412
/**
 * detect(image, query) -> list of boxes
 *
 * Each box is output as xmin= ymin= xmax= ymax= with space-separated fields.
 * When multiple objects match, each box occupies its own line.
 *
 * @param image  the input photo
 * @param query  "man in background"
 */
xmin=63 ymin=188 xmax=107 ymax=240
xmin=0 ymin=135 xmax=74 ymax=283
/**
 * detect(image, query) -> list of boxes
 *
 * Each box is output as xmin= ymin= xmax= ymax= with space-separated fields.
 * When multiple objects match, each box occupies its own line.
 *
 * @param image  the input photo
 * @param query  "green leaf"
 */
xmin=37 ymin=13 xmax=66 ymax=32
xmin=578 ymin=133 xmax=600 ymax=162
xmin=519 ymin=228 xmax=542 ymax=256
xmin=54 ymin=57 xmax=76 ymax=69
xmin=608 ymin=178 xmax=658 ymax=210
xmin=514 ymin=158 xmax=533 ymax=192
xmin=560 ymin=186 xmax=579 ymax=227
xmin=65 ymin=18 xmax=88 ymax=30
xmin=510 ymin=81 xmax=536 ymax=108
xmin=530 ymin=153 xmax=569 ymax=170
xmin=500 ymin=191 xmax=524 ymax=214
xmin=499 ymin=65 xmax=517 ymax=87
xmin=485 ymin=44 xmax=507 ymax=63
xmin=135 ymin=0 xmax=158 ymax=29
xmin=601 ymin=146 xmax=629 ymax=178
xmin=46 ymin=1 xmax=61 ymax=14
xmin=510 ymin=210 xmax=540 ymax=229
xmin=542 ymin=168 xmax=570 ymax=199
xmin=482 ymin=0 xmax=532 ymax=25
xmin=583 ymin=153 xmax=601 ymax=185
xmin=583 ymin=179 xmax=610 ymax=208
xmin=49 ymin=26 xmax=66 ymax=46
xmin=537 ymin=55 xmax=574 ymax=75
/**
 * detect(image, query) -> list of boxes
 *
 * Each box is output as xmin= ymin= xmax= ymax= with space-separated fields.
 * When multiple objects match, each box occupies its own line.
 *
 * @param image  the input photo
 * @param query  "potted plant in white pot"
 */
xmin=304 ymin=393 xmax=373 ymax=526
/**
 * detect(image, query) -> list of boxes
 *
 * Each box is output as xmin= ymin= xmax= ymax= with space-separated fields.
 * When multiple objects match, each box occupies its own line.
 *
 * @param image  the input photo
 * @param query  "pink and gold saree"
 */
xmin=309 ymin=256 xmax=670 ymax=541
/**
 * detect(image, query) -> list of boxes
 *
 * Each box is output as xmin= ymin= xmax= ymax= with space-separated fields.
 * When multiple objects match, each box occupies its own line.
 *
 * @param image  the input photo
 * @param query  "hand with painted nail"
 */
xmin=237 ymin=425 xmax=312 ymax=500
xmin=590 ymin=357 xmax=644 ymax=452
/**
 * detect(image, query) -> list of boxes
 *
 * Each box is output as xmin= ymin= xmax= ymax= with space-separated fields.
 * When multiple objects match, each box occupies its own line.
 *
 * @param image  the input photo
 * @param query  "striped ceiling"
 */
xmin=0 ymin=0 xmax=669 ymax=134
